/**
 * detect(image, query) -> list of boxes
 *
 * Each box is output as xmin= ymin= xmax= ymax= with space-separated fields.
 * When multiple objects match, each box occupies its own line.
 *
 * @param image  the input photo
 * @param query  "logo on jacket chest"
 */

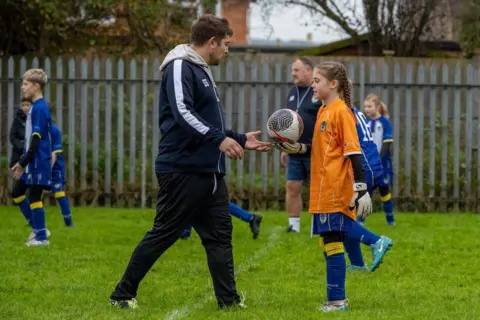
xmin=202 ymin=79 xmax=210 ymax=87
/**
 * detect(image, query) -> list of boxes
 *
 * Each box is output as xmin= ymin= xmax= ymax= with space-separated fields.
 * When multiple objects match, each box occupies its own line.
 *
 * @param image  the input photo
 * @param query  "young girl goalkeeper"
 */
xmin=274 ymin=61 xmax=392 ymax=312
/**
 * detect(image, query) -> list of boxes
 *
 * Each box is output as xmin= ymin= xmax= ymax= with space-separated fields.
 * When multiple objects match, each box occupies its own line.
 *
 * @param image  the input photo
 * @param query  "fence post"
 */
xmin=92 ymin=58 xmax=100 ymax=205
xmin=392 ymin=63 xmax=401 ymax=206
xmin=56 ymin=58 xmax=64 ymax=133
xmin=104 ymin=59 xmax=113 ymax=207
xmin=248 ymin=60 xmax=258 ymax=208
xmin=80 ymin=58 xmax=88 ymax=206
xmin=129 ymin=59 xmax=137 ymax=207
xmin=453 ymin=64 xmax=461 ymax=211
xmin=405 ymin=63 xmax=413 ymax=204
xmin=440 ymin=65 xmax=449 ymax=212
xmin=117 ymin=59 xmax=125 ymax=205
xmin=141 ymin=58 xmax=148 ymax=209
xmin=261 ymin=62 xmax=270 ymax=208
xmin=428 ymin=64 xmax=437 ymax=208
xmin=416 ymin=64 xmax=425 ymax=208
xmin=67 ymin=59 xmax=76 ymax=204
xmin=465 ymin=65 xmax=474 ymax=211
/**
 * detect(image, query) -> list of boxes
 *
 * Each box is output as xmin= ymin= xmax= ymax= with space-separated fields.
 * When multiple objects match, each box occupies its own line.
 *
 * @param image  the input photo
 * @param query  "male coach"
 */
xmin=282 ymin=57 xmax=322 ymax=233
xmin=109 ymin=14 xmax=270 ymax=310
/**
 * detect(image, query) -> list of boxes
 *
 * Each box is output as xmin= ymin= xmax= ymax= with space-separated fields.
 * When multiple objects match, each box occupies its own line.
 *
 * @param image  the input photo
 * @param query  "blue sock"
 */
xmin=54 ymin=192 xmax=72 ymax=226
xmin=324 ymin=241 xmax=346 ymax=301
xmin=31 ymin=201 xmax=47 ymax=241
xmin=349 ymin=221 xmax=381 ymax=246
xmin=228 ymin=202 xmax=253 ymax=223
xmin=381 ymin=194 xmax=395 ymax=224
xmin=343 ymin=237 xmax=365 ymax=267
xmin=13 ymin=195 xmax=33 ymax=228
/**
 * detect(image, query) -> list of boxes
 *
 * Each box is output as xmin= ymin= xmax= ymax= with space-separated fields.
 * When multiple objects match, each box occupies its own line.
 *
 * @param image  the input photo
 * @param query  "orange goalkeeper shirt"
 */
xmin=309 ymin=98 xmax=362 ymax=220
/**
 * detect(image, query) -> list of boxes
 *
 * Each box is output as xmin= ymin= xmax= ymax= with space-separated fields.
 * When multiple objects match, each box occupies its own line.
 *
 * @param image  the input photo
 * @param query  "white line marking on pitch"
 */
xmin=163 ymin=226 xmax=282 ymax=320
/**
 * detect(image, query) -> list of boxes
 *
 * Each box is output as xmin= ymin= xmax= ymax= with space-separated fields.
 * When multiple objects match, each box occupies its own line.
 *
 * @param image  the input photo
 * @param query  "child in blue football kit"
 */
xmin=363 ymin=94 xmax=395 ymax=226
xmin=11 ymin=69 xmax=52 ymax=246
xmin=50 ymin=123 xmax=73 ymax=227
xmin=344 ymin=107 xmax=393 ymax=272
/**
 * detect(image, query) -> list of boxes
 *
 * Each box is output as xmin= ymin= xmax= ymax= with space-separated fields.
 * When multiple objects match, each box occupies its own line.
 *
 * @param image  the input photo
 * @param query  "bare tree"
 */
xmin=253 ymin=0 xmax=448 ymax=56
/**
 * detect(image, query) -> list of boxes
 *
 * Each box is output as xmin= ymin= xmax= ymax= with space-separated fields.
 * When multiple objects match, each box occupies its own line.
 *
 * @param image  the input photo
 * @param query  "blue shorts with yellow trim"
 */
xmin=365 ymin=167 xmax=390 ymax=193
xmin=311 ymin=213 xmax=355 ymax=235
xmin=51 ymin=171 xmax=66 ymax=185
xmin=50 ymin=181 xmax=65 ymax=193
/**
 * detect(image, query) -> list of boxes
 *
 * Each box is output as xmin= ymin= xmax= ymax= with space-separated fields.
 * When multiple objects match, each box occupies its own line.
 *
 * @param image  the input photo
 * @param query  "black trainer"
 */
xmin=249 ymin=213 xmax=262 ymax=239
xmin=109 ymin=298 xmax=138 ymax=309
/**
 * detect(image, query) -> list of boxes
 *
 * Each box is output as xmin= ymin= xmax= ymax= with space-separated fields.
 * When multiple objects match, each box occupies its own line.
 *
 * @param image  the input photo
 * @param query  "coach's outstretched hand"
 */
xmin=349 ymin=182 xmax=372 ymax=219
xmin=220 ymin=137 xmax=244 ymax=160
xmin=245 ymin=131 xmax=271 ymax=151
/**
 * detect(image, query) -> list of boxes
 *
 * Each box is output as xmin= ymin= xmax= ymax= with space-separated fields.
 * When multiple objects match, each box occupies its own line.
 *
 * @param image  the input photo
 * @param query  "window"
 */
xmin=167 ymin=0 xmax=221 ymax=17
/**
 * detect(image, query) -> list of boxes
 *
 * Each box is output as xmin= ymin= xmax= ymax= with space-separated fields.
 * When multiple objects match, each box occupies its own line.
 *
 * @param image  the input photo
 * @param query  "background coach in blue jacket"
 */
xmin=282 ymin=57 xmax=321 ymax=233
xmin=109 ymin=14 xmax=270 ymax=310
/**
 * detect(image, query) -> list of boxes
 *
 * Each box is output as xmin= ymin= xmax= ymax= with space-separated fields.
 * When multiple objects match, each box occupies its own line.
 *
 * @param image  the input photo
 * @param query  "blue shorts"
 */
xmin=311 ymin=213 xmax=355 ymax=235
xmin=365 ymin=167 xmax=390 ymax=193
xmin=50 ymin=181 xmax=65 ymax=193
xmin=50 ymin=171 xmax=66 ymax=193
xmin=21 ymin=171 xmax=51 ymax=188
xmin=287 ymin=156 xmax=310 ymax=182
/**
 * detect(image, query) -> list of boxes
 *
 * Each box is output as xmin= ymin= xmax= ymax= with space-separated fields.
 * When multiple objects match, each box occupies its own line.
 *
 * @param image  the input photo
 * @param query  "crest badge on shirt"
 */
xmin=312 ymin=96 xmax=318 ymax=103
xmin=289 ymin=95 xmax=295 ymax=102
xmin=320 ymin=121 xmax=327 ymax=132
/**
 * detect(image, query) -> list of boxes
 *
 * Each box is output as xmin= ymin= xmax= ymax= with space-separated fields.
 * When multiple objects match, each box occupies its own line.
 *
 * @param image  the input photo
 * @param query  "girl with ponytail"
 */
xmin=275 ymin=61 xmax=377 ymax=311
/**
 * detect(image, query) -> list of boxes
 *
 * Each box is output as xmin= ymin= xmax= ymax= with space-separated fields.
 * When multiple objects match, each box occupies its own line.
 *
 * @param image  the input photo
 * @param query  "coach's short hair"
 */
xmin=23 ymin=68 xmax=48 ymax=89
xmin=190 ymin=14 xmax=233 ymax=46
xmin=295 ymin=56 xmax=314 ymax=70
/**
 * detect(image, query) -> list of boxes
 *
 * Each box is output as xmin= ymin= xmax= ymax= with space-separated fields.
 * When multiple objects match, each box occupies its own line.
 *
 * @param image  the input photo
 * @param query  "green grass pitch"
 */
xmin=0 ymin=206 xmax=479 ymax=320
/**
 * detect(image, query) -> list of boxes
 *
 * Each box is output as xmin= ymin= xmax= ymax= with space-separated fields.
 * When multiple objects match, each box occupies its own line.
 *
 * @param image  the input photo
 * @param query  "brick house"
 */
xmin=168 ymin=0 xmax=251 ymax=45
xmin=71 ymin=0 xmax=252 ymax=45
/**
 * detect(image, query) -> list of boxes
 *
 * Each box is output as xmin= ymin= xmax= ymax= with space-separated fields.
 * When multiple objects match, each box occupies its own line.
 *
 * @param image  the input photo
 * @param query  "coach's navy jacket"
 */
xmin=156 ymin=44 xmax=246 ymax=174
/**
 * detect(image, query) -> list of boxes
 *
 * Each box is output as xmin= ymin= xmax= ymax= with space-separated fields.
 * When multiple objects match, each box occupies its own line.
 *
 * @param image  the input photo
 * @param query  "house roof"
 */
xmin=297 ymin=34 xmax=463 ymax=56
xmin=297 ymin=34 xmax=370 ymax=56
xmin=229 ymin=44 xmax=319 ymax=54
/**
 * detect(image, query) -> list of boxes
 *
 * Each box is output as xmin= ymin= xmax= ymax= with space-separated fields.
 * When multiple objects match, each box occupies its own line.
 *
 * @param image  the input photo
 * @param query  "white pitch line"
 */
xmin=163 ymin=226 xmax=283 ymax=320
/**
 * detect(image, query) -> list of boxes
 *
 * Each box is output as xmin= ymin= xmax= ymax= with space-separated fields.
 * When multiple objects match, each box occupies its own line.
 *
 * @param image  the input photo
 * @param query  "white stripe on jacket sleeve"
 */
xmin=173 ymin=59 xmax=210 ymax=134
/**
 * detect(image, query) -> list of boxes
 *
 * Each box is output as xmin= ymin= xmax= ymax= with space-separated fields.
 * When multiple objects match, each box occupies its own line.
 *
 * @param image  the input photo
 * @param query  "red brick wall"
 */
xmin=222 ymin=0 xmax=249 ymax=45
